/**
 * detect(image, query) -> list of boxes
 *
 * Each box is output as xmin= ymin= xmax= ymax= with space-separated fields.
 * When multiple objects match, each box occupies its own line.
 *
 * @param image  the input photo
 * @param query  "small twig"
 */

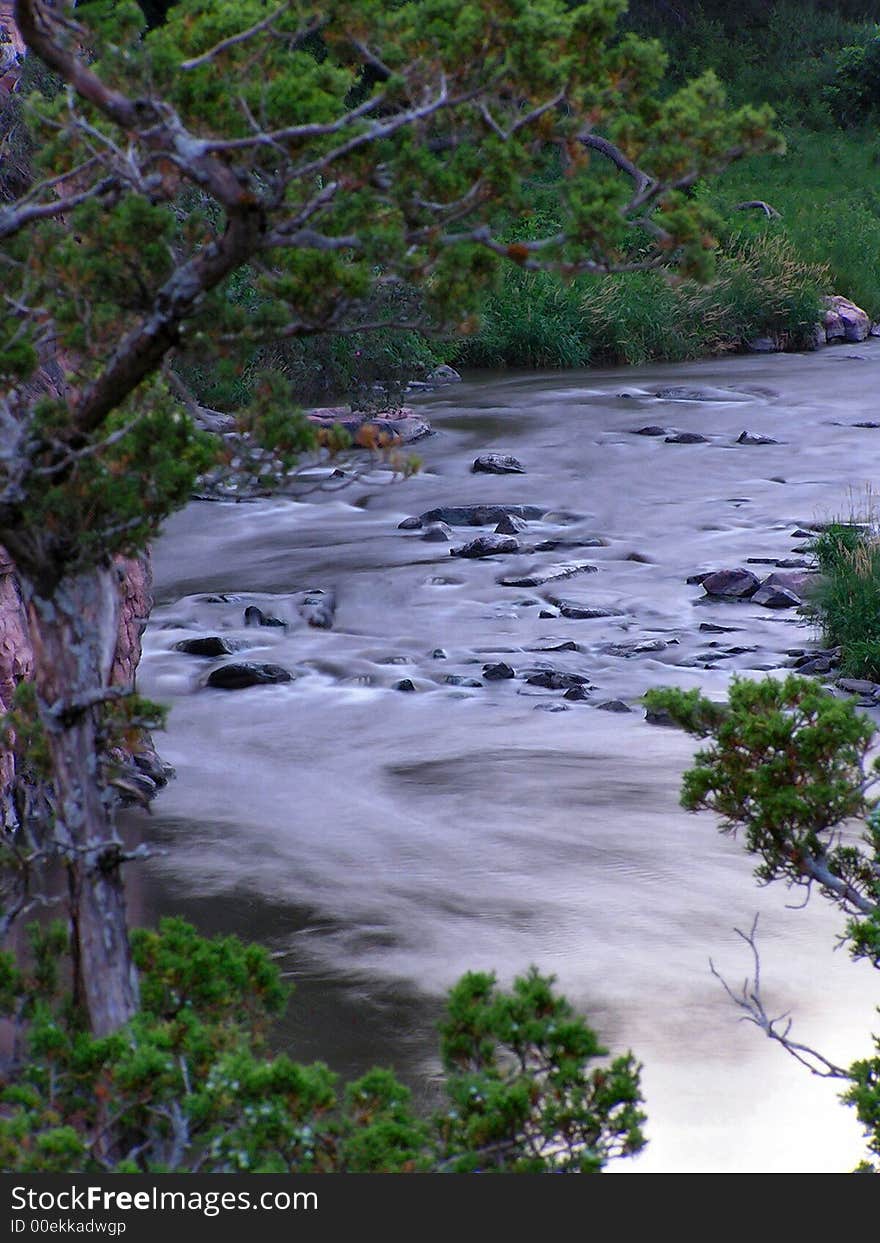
xmin=710 ymin=915 xmax=852 ymax=1080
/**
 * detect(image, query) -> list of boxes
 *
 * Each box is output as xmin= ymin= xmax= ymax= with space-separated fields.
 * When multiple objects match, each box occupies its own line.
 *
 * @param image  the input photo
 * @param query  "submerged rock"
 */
xmin=549 ymin=599 xmax=623 ymax=619
xmin=402 ymin=504 xmax=546 ymax=529
xmin=244 ymin=605 xmax=286 ymax=628
xmin=499 ymin=562 xmax=598 ymax=588
xmin=595 ymin=699 xmax=632 ymax=713
xmin=737 ymin=430 xmax=779 ymax=445
xmin=655 ymin=386 xmax=753 ymax=402
xmin=452 ymin=533 xmax=520 ymax=558
xmin=525 ymin=670 xmax=591 ymax=690
xmin=472 ymin=453 xmax=526 ymax=474
xmin=206 ymin=662 xmax=293 ymax=690
xmin=665 ymin=432 xmax=709 ymax=444
xmin=299 ymin=590 xmax=335 ymax=629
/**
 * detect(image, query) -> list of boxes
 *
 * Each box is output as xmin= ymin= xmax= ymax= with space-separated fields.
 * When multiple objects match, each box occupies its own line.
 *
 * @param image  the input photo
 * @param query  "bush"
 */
xmin=456 ymin=230 xmax=825 ymax=369
xmin=809 ymin=523 xmax=880 ymax=679
xmin=0 ymin=919 xmax=645 ymax=1174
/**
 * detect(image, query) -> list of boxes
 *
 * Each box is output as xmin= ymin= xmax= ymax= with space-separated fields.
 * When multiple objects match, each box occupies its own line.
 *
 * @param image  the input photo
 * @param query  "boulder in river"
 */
xmin=452 ymin=533 xmax=520 ymax=558
xmin=401 ymin=504 xmax=546 ymax=529
xmin=630 ymin=426 xmax=669 ymax=436
xmin=701 ymin=568 xmax=760 ymax=599
xmin=472 ymin=453 xmax=526 ymax=474
xmin=499 ymin=562 xmax=598 ymax=588
xmin=495 ymin=514 xmax=528 ymax=535
xmin=423 ymin=522 xmax=453 ymax=542
xmin=665 ymin=432 xmax=709 ymax=444
xmin=526 ymin=670 xmax=590 ymax=690
xmin=427 ymin=364 xmax=462 ymax=384
xmin=595 ymin=699 xmax=632 ymax=713
xmin=823 ymin=295 xmax=871 ymax=344
xmin=483 ymin=662 xmax=516 ymax=680
xmin=174 ymin=636 xmax=236 ymax=657
xmin=307 ymin=406 xmax=432 ymax=445
xmin=244 ymin=605 xmax=286 ymax=628
xmin=206 ymin=662 xmax=293 ymax=690
xmin=751 ymin=584 xmax=802 ymax=609
xmin=737 ymin=430 xmax=779 ymax=445
xmin=549 ymin=599 xmax=624 ymax=620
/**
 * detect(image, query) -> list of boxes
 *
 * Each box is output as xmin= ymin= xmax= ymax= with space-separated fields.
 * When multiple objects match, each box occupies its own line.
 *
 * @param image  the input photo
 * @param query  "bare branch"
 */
xmin=735 ymin=199 xmax=781 ymax=220
xmin=179 ymin=2 xmax=299 ymax=71
xmin=580 ymin=132 xmax=654 ymax=197
xmin=710 ymin=916 xmax=853 ymax=1080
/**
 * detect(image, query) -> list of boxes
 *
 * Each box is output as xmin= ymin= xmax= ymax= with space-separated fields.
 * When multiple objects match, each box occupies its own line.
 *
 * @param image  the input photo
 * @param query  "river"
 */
xmin=128 ymin=342 xmax=880 ymax=1173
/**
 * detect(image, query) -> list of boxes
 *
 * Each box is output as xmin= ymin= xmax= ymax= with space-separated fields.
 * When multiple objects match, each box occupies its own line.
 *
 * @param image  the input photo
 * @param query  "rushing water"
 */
xmin=128 ymin=343 xmax=880 ymax=1173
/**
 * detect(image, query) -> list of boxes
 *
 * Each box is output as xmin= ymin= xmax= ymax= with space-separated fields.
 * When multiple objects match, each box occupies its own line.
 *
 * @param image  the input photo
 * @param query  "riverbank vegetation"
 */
xmin=458 ymin=0 xmax=880 ymax=369
xmin=0 ymin=919 xmax=645 ymax=1173
xmin=809 ymin=522 xmax=880 ymax=679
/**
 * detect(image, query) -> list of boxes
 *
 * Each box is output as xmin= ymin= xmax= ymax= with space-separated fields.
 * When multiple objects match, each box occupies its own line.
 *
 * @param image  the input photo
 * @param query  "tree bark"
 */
xmin=21 ymin=563 xmax=139 ymax=1035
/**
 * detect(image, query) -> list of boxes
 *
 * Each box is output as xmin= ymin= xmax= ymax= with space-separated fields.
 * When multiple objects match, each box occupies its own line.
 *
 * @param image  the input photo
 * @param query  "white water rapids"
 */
xmin=128 ymin=342 xmax=880 ymax=1172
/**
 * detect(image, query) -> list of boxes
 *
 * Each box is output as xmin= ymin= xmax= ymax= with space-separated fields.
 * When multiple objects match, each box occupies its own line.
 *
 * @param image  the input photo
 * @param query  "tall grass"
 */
xmin=456 ymin=231 xmax=827 ymax=370
xmin=704 ymin=129 xmax=880 ymax=316
xmin=810 ymin=523 xmax=880 ymax=679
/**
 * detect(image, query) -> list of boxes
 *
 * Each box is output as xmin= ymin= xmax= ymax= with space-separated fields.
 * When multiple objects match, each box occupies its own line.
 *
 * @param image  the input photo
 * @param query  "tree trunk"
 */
xmin=22 ymin=563 xmax=139 ymax=1036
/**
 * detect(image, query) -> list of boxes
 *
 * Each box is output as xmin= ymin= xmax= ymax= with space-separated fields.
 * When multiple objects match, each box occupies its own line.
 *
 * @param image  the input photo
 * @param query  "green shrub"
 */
xmin=809 ymin=523 xmax=880 ymax=679
xmin=0 ymin=919 xmax=645 ymax=1174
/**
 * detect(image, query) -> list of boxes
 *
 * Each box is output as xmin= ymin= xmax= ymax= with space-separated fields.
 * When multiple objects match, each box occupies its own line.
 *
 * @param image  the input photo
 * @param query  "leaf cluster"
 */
xmin=0 ymin=919 xmax=643 ymax=1174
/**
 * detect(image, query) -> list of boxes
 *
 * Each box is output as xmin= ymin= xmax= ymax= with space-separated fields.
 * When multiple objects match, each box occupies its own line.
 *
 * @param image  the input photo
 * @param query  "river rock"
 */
xmin=837 ymin=678 xmax=880 ymax=696
xmin=402 ymin=504 xmax=546 ymax=529
xmin=483 ymin=662 xmax=516 ymax=680
xmin=794 ymin=655 xmax=836 ymax=675
xmin=299 ymin=590 xmax=335 ymax=629
xmin=655 ymin=386 xmax=753 ymax=402
xmin=428 ymin=364 xmax=462 ymax=384
xmin=604 ymin=638 xmax=670 ymax=657
xmin=206 ymin=662 xmax=293 ymax=690
xmin=422 ymin=522 xmax=453 ymax=542
xmin=498 ymin=562 xmax=598 ymax=588
xmin=307 ymin=406 xmax=432 ymax=445
xmin=244 ymin=605 xmax=286 ymax=628
xmin=395 ymin=678 xmax=416 ymax=692
xmin=563 ymin=685 xmax=591 ymax=701
xmin=665 ymin=432 xmax=709 ymax=444
xmin=552 ymin=601 xmax=624 ymax=619
xmin=630 ymin=426 xmax=669 ymax=436
xmin=452 ymin=533 xmax=520 ymax=558
xmin=823 ymin=295 xmax=871 ymax=344
xmin=745 ymin=336 xmax=780 ymax=353
xmin=472 ymin=453 xmax=526 ymax=474
xmin=595 ymin=699 xmax=632 ymax=713
xmin=737 ymin=430 xmax=779 ymax=445
xmin=699 ymin=622 xmax=739 ymax=633
xmin=526 ymin=670 xmax=590 ymax=690
xmin=174 ymin=636 xmax=236 ymax=657
xmin=751 ymin=584 xmax=802 ymax=609
xmin=644 ymin=706 xmax=676 ymax=725
xmin=495 ymin=514 xmax=528 ymax=535
xmin=534 ymin=702 xmax=569 ymax=712
xmin=701 ymin=569 xmax=760 ymax=599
